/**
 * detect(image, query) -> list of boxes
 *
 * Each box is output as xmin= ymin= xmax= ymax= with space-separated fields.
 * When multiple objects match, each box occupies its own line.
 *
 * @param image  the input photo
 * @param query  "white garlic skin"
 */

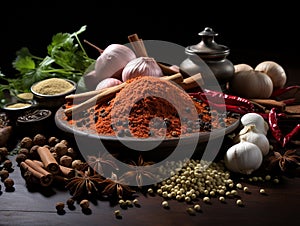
xmin=239 ymin=124 xmax=270 ymax=156
xmin=122 ymin=56 xmax=164 ymax=82
xmin=241 ymin=113 xmax=268 ymax=135
xmin=93 ymin=44 xmax=136 ymax=87
xmin=255 ymin=61 xmax=287 ymax=89
xmin=95 ymin=78 xmax=122 ymax=91
xmin=224 ymin=141 xmax=263 ymax=175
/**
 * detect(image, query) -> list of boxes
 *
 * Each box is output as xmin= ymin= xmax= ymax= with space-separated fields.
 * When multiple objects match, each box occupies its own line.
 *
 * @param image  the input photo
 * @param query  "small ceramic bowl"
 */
xmin=1 ymin=100 xmax=38 ymax=123
xmin=16 ymin=109 xmax=53 ymax=137
xmin=30 ymin=78 xmax=77 ymax=111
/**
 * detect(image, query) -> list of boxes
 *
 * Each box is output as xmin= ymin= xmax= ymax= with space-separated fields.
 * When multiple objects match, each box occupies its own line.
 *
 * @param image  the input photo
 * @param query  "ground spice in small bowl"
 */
xmin=5 ymin=103 xmax=32 ymax=109
xmin=66 ymin=76 xmax=235 ymax=139
xmin=31 ymin=78 xmax=75 ymax=96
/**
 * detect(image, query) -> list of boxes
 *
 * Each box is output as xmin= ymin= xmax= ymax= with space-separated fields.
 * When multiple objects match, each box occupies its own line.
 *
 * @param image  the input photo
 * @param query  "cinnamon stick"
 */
xmin=250 ymin=99 xmax=286 ymax=111
xmin=37 ymin=146 xmax=60 ymax=175
xmin=64 ymin=73 xmax=184 ymax=117
xmin=128 ymin=33 xmax=148 ymax=57
xmin=21 ymin=160 xmax=53 ymax=186
xmin=59 ymin=165 xmax=75 ymax=178
xmin=179 ymin=73 xmax=204 ymax=90
xmin=65 ymin=87 xmax=111 ymax=103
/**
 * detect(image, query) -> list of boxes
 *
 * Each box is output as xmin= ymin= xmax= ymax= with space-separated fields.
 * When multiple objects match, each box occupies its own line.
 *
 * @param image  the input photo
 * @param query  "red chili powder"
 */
xmin=67 ymin=76 xmax=230 ymax=138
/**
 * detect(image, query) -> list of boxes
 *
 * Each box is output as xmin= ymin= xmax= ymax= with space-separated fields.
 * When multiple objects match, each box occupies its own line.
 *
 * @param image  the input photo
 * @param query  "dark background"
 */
xmin=1 ymin=1 xmax=299 ymax=78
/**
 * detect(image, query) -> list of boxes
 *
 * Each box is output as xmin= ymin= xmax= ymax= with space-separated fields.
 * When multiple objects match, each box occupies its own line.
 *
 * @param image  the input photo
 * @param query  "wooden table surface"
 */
xmin=1 ymin=153 xmax=300 ymax=226
xmin=1 ymin=65 xmax=300 ymax=226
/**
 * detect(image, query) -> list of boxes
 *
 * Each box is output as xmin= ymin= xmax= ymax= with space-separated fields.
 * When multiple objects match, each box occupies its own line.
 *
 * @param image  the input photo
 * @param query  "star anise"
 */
xmin=86 ymin=152 xmax=119 ymax=176
xmin=267 ymin=149 xmax=300 ymax=172
xmin=99 ymin=172 xmax=135 ymax=199
xmin=121 ymin=155 xmax=157 ymax=187
xmin=65 ymin=167 xmax=104 ymax=200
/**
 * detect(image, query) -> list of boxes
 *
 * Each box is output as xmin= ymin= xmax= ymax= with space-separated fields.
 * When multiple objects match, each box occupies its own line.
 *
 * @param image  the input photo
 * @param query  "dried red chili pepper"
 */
xmin=283 ymin=124 xmax=300 ymax=147
xmin=270 ymin=85 xmax=300 ymax=98
xmin=189 ymin=89 xmax=256 ymax=114
xmin=268 ymin=108 xmax=284 ymax=146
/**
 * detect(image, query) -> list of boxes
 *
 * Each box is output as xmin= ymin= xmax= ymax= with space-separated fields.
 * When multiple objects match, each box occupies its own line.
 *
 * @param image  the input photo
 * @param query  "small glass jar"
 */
xmin=180 ymin=27 xmax=235 ymax=91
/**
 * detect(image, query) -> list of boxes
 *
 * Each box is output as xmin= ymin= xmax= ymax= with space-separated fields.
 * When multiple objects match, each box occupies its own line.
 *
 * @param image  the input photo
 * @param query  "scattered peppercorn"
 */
xmin=259 ymin=188 xmax=266 ymax=195
xmin=0 ymin=147 xmax=9 ymax=158
xmin=219 ymin=196 xmax=226 ymax=203
xmin=162 ymin=200 xmax=169 ymax=208
xmin=66 ymin=198 xmax=75 ymax=207
xmin=20 ymin=137 xmax=33 ymax=149
xmin=33 ymin=134 xmax=47 ymax=146
xmin=80 ymin=199 xmax=89 ymax=210
xmin=0 ymin=169 xmax=9 ymax=181
xmin=15 ymin=153 xmax=27 ymax=165
xmin=4 ymin=178 xmax=14 ymax=190
xmin=186 ymin=207 xmax=196 ymax=216
xmin=3 ymin=159 xmax=13 ymax=171
xmin=236 ymin=199 xmax=244 ymax=207
xmin=114 ymin=209 xmax=121 ymax=218
xmin=193 ymin=204 xmax=201 ymax=212
xmin=48 ymin=137 xmax=60 ymax=146
xmin=55 ymin=202 xmax=65 ymax=212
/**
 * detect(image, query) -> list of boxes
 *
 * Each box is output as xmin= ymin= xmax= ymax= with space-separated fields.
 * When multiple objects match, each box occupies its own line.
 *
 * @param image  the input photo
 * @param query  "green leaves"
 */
xmin=0 ymin=25 xmax=95 ymax=100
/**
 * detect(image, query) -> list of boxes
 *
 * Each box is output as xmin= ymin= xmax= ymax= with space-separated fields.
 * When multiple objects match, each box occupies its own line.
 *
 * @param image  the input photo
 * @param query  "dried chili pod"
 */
xmin=268 ymin=108 xmax=284 ymax=146
xmin=283 ymin=124 xmax=300 ymax=147
xmin=189 ymin=90 xmax=255 ymax=114
xmin=270 ymin=85 xmax=300 ymax=98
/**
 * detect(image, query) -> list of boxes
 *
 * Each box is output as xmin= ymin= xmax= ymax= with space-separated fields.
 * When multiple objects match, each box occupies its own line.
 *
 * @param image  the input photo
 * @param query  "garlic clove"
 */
xmin=95 ymin=78 xmax=123 ymax=91
xmin=121 ymin=56 xmax=164 ymax=82
xmin=237 ymin=124 xmax=270 ymax=156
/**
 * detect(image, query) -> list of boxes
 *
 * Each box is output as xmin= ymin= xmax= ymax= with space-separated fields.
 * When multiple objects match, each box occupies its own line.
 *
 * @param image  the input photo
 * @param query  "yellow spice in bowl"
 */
xmin=32 ymin=78 xmax=75 ymax=95
xmin=6 ymin=103 xmax=32 ymax=109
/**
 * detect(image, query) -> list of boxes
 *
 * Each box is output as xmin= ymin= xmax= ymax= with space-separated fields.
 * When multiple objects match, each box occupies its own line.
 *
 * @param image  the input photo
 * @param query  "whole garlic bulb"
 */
xmin=122 ymin=56 xmax=164 ymax=82
xmin=241 ymin=112 xmax=268 ymax=135
xmin=224 ymin=141 xmax=263 ymax=175
xmin=255 ymin=61 xmax=287 ymax=89
xmin=84 ymin=44 xmax=136 ymax=90
xmin=238 ymin=124 xmax=270 ymax=156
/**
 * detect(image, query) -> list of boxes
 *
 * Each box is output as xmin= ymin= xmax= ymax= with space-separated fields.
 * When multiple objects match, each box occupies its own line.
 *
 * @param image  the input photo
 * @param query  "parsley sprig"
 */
xmin=0 ymin=25 xmax=95 ymax=100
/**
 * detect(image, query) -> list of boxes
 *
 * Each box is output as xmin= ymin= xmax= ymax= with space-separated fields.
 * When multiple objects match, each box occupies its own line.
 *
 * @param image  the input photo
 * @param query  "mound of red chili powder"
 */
xmin=69 ymin=76 xmax=233 ymax=138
